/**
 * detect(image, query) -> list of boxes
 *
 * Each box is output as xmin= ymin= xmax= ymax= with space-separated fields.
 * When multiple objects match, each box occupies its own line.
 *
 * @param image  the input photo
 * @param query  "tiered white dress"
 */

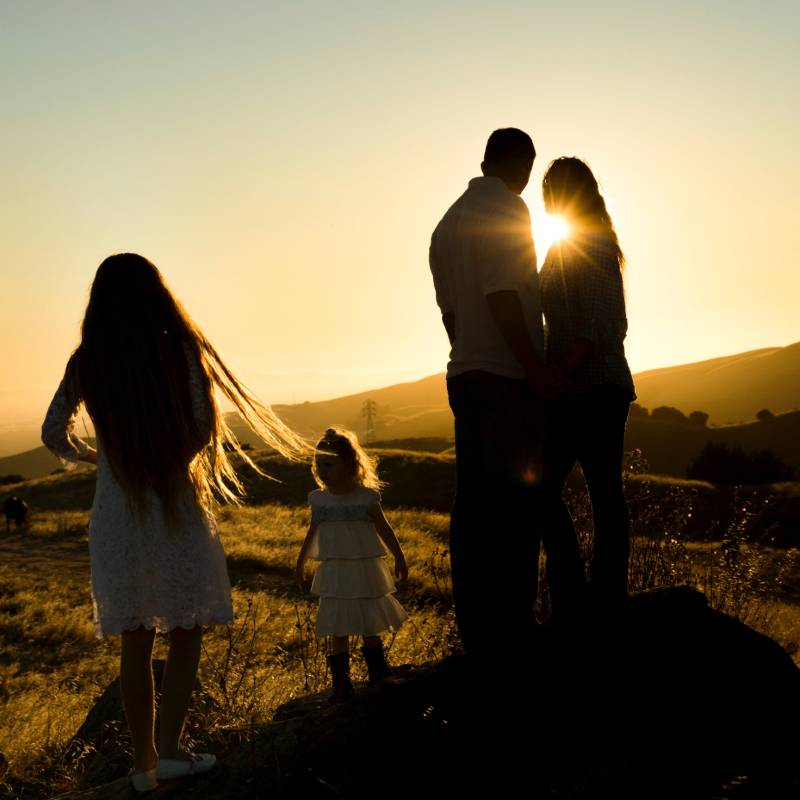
xmin=308 ymin=487 xmax=408 ymax=637
xmin=41 ymin=355 xmax=234 ymax=637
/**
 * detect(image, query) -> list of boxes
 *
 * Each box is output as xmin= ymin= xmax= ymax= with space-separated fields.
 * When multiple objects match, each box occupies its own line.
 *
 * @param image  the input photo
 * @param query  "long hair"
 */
xmin=66 ymin=253 xmax=309 ymax=520
xmin=542 ymin=157 xmax=625 ymax=270
xmin=311 ymin=426 xmax=383 ymax=490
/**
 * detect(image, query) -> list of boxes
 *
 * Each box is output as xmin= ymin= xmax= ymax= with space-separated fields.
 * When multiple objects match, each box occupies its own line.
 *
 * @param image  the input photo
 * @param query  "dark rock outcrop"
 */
xmin=57 ymin=588 xmax=800 ymax=799
xmin=62 ymin=660 xmax=217 ymax=791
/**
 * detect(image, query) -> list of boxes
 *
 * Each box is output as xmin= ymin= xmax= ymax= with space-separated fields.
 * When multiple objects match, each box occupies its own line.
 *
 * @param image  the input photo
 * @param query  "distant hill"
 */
xmin=6 ymin=412 xmax=798 ymax=483
xmin=625 ymin=411 xmax=800 ymax=477
xmin=0 ymin=446 xmax=70 ymax=481
xmin=633 ymin=342 xmax=800 ymax=424
xmin=229 ymin=372 xmax=450 ymax=445
xmin=240 ymin=341 xmax=800 ymax=442
xmin=0 ymin=423 xmax=44 ymax=459
xmin=4 ymin=341 xmax=799 ymax=480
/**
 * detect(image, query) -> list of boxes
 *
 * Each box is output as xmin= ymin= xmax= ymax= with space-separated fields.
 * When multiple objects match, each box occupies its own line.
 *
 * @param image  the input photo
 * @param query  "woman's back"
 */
xmin=41 ymin=252 xmax=308 ymax=636
xmin=42 ymin=337 xmax=233 ymax=636
xmin=540 ymin=231 xmax=633 ymax=396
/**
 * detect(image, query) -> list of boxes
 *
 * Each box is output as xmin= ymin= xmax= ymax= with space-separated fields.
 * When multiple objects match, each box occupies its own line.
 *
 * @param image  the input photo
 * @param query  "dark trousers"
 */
xmin=447 ymin=370 xmax=544 ymax=657
xmin=541 ymin=383 xmax=632 ymax=613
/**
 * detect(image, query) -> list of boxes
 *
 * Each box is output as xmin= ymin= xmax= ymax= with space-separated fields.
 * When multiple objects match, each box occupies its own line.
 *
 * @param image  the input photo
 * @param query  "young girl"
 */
xmin=42 ymin=253 xmax=308 ymax=792
xmin=295 ymin=427 xmax=408 ymax=702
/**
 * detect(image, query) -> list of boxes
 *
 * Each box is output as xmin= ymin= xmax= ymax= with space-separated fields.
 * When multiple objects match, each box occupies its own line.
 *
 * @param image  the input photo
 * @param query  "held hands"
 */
xmin=526 ymin=364 xmax=569 ymax=399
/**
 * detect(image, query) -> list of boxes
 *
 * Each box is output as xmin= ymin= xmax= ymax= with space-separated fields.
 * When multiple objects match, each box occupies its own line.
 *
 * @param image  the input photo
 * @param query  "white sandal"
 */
xmin=155 ymin=752 xmax=216 ymax=780
xmin=129 ymin=767 xmax=158 ymax=793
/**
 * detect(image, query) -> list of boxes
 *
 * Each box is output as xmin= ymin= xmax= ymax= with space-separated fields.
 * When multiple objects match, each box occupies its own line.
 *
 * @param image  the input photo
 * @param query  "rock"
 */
xmin=56 ymin=588 xmax=800 ymax=799
xmin=63 ymin=659 xmax=217 ymax=790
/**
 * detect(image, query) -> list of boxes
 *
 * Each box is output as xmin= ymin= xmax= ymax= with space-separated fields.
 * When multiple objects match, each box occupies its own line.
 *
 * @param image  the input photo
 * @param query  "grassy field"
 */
xmin=0 ymin=502 xmax=460 ymax=798
xmin=1 ymin=458 xmax=799 ymax=798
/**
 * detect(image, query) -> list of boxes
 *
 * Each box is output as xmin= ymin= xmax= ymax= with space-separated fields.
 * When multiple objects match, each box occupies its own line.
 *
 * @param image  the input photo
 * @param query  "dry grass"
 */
xmin=0 ymin=504 xmax=458 ymax=797
xmin=0 ymin=473 xmax=798 ymax=797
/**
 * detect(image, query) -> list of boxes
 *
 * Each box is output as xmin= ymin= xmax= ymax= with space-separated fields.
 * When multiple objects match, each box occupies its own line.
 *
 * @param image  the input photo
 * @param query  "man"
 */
xmin=429 ymin=128 xmax=564 ymax=658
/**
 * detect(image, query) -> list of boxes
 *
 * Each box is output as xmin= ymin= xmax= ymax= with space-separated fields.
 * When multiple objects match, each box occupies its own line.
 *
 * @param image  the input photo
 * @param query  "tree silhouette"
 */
xmin=629 ymin=403 xmax=649 ymax=418
xmin=688 ymin=411 xmax=709 ymax=427
xmin=756 ymin=408 xmax=774 ymax=422
xmin=651 ymin=406 xmax=688 ymax=424
xmin=687 ymin=442 xmax=794 ymax=484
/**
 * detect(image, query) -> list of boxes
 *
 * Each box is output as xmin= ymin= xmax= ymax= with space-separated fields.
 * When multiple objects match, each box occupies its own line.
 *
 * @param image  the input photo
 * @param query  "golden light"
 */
xmin=537 ymin=214 xmax=570 ymax=255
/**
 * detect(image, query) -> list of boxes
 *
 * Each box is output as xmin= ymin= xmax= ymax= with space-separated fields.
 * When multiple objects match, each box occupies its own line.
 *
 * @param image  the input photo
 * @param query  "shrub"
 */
xmin=688 ymin=411 xmax=709 ymax=427
xmin=756 ymin=409 xmax=774 ymax=422
xmin=651 ymin=406 xmax=688 ymax=424
xmin=686 ymin=442 xmax=795 ymax=485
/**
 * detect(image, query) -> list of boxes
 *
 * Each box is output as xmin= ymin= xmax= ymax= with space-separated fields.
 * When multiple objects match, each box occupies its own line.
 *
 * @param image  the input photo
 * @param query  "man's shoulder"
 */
xmin=432 ymin=180 xmax=528 ymax=239
xmin=432 ymin=188 xmax=472 ymax=235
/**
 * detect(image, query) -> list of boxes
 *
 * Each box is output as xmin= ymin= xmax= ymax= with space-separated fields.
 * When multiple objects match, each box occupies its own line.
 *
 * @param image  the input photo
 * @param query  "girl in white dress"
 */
xmin=295 ymin=427 xmax=408 ymax=702
xmin=42 ymin=253 xmax=307 ymax=792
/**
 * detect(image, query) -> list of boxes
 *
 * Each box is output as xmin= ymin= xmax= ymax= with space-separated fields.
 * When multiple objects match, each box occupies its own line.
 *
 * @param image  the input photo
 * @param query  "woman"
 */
xmin=538 ymin=157 xmax=635 ymax=617
xmin=42 ymin=253 xmax=308 ymax=791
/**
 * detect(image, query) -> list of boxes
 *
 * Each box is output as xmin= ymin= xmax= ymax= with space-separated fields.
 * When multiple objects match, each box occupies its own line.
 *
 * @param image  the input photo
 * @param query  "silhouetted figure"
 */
xmin=538 ymin=157 xmax=635 ymax=615
xmin=429 ymin=129 xmax=565 ymax=657
xmin=295 ymin=427 xmax=408 ymax=702
xmin=41 ymin=253 xmax=307 ymax=792
xmin=3 ymin=496 xmax=28 ymax=531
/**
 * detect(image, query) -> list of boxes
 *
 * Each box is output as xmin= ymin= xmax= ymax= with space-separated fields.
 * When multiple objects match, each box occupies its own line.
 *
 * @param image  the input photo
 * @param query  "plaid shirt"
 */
xmin=540 ymin=232 xmax=635 ymax=397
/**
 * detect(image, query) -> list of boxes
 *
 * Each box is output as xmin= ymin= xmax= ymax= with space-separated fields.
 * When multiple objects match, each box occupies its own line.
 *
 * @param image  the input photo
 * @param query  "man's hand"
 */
xmin=526 ymin=364 xmax=569 ymax=399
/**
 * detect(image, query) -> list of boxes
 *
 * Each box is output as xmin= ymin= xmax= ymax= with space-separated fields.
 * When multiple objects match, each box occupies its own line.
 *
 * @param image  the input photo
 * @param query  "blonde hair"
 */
xmin=312 ymin=426 xmax=384 ymax=490
xmin=69 ymin=253 xmax=311 ymax=521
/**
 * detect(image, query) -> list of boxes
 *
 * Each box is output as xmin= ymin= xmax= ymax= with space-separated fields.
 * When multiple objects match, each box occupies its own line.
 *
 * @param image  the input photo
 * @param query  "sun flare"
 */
xmin=537 ymin=214 xmax=570 ymax=255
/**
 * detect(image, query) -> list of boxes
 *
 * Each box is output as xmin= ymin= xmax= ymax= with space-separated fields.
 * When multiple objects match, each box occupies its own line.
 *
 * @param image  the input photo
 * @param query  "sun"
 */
xmin=536 ymin=214 xmax=570 ymax=255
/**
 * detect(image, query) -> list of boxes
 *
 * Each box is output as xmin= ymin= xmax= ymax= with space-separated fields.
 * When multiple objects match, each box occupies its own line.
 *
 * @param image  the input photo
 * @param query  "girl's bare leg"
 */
xmin=120 ymin=627 xmax=158 ymax=773
xmin=158 ymin=625 xmax=203 ymax=759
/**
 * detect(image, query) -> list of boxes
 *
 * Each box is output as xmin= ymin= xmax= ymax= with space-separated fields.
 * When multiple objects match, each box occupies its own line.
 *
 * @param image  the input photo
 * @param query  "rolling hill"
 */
xmin=3 ymin=341 xmax=798 ymax=481
xmin=247 ymin=341 xmax=800 ymax=441
xmin=624 ymin=411 xmax=800 ymax=477
xmin=633 ymin=342 xmax=800 ymax=424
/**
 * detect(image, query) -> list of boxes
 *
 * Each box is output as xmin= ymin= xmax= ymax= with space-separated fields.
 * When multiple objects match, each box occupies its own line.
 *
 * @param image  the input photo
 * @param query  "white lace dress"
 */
xmin=308 ymin=487 xmax=408 ymax=637
xmin=41 ymin=358 xmax=234 ymax=637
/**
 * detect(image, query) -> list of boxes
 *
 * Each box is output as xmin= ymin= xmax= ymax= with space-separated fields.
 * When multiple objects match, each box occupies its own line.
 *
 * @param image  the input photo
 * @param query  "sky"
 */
xmin=1 ymin=0 xmax=798 ymax=427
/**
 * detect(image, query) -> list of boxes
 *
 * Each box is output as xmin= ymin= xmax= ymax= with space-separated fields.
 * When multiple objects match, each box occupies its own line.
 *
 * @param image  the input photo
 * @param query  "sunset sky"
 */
xmin=2 ymin=1 xmax=798 ymax=427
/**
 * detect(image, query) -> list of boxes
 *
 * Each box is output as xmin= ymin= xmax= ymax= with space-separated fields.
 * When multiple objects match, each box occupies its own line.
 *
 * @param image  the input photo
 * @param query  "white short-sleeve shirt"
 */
xmin=429 ymin=176 xmax=544 ymax=380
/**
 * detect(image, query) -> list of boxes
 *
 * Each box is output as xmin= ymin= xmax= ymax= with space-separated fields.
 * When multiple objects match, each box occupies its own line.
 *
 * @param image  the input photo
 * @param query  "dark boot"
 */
xmin=327 ymin=651 xmax=354 ymax=703
xmin=361 ymin=641 xmax=392 ymax=687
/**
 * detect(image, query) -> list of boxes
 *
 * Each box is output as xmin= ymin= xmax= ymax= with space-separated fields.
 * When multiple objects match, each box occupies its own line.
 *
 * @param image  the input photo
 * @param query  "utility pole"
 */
xmin=361 ymin=399 xmax=377 ymax=444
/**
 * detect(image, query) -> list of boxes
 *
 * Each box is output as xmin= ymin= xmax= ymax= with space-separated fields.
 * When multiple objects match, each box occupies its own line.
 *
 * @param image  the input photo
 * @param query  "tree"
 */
xmin=651 ymin=406 xmax=688 ymax=424
xmin=687 ymin=442 xmax=795 ymax=485
xmin=688 ymin=411 xmax=709 ymax=427
xmin=628 ymin=403 xmax=649 ymax=418
xmin=756 ymin=408 xmax=774 ymax=422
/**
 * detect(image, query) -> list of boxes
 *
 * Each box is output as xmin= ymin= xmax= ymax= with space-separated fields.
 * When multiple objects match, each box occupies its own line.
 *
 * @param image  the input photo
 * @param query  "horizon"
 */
xmin=1 ymin=337 xmax=797 ymax=431
xmin=2 ymin=2 xmax=798 ymax=427
xmin=1 ymin=338 xmax=796 ymax=456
